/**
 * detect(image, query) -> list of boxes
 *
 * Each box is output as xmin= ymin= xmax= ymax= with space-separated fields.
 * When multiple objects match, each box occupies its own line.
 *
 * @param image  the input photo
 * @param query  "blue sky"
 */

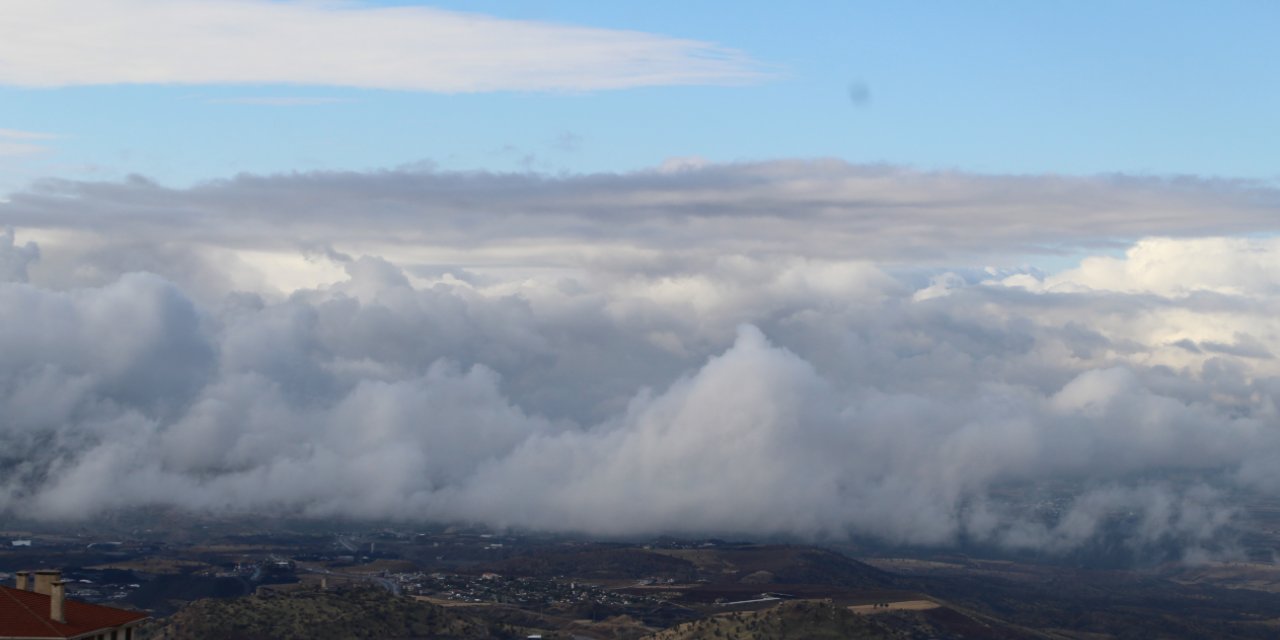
xmin=1 ymin=0 xmax=1277 ymax=195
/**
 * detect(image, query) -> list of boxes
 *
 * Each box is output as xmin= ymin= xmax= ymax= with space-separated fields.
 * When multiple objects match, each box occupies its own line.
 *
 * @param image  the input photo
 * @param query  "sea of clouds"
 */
xmin=2 ymin=161 xmax=1279 ymax=558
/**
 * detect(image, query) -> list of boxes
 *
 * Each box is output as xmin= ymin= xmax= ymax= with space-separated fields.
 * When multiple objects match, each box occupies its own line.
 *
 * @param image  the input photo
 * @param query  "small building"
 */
xmin=10 ymin=540 xmax=31 ymax=547
xmin=1 ymin=570 xmax=148 ymax=639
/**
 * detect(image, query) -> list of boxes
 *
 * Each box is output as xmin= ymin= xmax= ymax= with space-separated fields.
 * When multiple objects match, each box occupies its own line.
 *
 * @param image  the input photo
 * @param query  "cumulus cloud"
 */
xmin=1012 ymin=236 xmax=1280 ymax=298
xmin=0 ymin=0 xmax=764 ymax=92
xmin=2 ymin=163 xmax=1280 ymax=560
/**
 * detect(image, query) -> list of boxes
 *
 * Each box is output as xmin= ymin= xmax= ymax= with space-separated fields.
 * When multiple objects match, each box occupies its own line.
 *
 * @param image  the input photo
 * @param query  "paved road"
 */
xmin=336 ymin=535 xmax=359 ymax=553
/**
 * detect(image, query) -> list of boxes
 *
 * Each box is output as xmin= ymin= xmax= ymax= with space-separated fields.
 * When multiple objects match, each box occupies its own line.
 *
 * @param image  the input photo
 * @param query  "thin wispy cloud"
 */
xmin=0 ymin=142 xmax=45 ymax=157
xmin=208 ymin=97 xmax=355 ymax=106
xmin=0 ymin=0 xmax=767 ymax=92
xmin=0 ymin=128 xmax=57 ymax=157
xmin=0 ymin=128 xmax=58 ymax=140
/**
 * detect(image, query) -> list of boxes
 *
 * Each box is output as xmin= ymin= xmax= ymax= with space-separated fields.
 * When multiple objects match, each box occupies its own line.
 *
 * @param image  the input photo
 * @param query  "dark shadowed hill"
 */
xmin=642 ymin=599 xmax=1047 ymax=640
xmin=148 ymin=586 xmax=527 ymax=640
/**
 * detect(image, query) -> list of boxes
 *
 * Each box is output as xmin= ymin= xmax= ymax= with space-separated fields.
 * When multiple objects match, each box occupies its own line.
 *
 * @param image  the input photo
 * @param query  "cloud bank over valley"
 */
xmin=2 ymin=162 xmax=1280 ymax=560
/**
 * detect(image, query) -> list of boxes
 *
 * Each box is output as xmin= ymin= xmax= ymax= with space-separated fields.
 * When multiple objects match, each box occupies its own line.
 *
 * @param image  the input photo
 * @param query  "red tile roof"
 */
xmin=0 ymin=585 xmax=147 ymax=639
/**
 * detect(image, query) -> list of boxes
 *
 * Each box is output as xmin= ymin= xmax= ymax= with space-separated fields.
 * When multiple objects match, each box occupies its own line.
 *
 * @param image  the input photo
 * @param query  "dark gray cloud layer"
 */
xmin=6 ymin=161 xmax=1278 ymax=270
xmin=2 ymin=162 xmax=1280 ymax=558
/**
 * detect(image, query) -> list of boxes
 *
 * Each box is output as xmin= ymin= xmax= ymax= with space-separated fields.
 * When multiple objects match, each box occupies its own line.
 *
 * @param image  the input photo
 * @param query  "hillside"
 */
xmin=643 ymin=599 xmax=1045 ymax=640
xmin=148 ymin=586 xmax=526 ymax=640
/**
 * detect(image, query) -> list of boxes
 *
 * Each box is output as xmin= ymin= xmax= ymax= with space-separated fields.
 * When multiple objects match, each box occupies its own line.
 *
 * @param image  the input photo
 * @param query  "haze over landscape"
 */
xmin=3 ymin=0 xmax=1280 ymax=565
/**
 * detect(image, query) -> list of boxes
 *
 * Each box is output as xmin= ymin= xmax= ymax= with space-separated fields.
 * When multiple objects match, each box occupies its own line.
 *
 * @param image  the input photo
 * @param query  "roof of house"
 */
xmin=0 ymin=586 xmax=147 ymax=639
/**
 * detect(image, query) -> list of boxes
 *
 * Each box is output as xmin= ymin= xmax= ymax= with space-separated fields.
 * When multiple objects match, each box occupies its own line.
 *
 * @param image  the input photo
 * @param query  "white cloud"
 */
xmin=993 ymin=236 xmax=1280 ymax=376
xmin=0 ymin=230 xmax=1274 ymax=561
xmin=2 ymin=163 xmax=1280 ymax=559
xmin=1009 ymin=236 xmax=1280 ymax=298
xmin=0 ymin=0 xmax=765 ymax=92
